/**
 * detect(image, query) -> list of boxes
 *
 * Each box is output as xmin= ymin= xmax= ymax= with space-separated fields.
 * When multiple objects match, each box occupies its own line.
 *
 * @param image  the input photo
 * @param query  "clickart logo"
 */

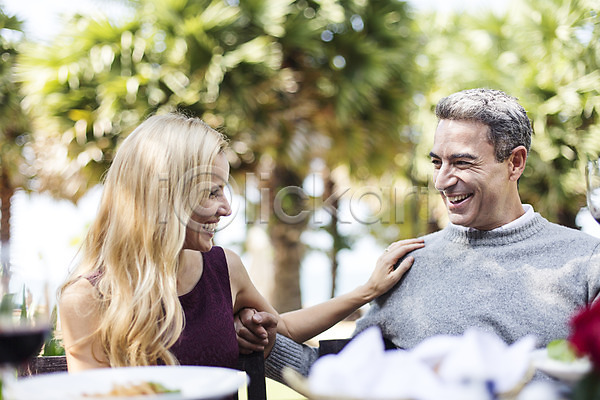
xmin=169 ymin=169 xmax=436 ymax=232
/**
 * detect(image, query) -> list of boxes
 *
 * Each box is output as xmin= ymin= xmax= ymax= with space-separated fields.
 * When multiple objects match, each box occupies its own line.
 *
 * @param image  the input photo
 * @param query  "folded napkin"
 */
xmin=307 ymin=327 xmax=536 ymax=400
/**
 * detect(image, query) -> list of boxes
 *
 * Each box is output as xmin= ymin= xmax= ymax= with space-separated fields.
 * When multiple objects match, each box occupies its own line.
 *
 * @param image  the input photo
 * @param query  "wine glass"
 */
xmin=586 ymin=158 xmax=600 ymax=224
xmin=0 ymin=262 xmax=50 ymax=399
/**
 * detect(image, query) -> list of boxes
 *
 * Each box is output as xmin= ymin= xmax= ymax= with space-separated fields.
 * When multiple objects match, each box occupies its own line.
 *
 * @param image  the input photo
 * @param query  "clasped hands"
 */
xmin=234 ymin=238 xmax=424 ymax=356
xmin=235 ymin=308 xmax=278 ymax=355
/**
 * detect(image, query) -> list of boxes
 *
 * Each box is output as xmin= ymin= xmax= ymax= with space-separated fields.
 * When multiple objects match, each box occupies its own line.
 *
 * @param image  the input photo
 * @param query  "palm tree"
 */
xmin=0 ymin=9 xmax=30 ymax=268
xmin=19 ymin=0 xmax=421 ymax=311
xmin=218 ymin=0 xmax=422 ymax=310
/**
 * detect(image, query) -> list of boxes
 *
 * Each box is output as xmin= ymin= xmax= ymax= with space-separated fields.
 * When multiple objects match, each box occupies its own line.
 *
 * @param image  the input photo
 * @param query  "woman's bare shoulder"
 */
xmin=223 ymin=248 xmax=243 ymax=268
xmin=223 ymin=248 xmax=248 ymax=280
xmin=59 ymin=278 xmax=100 ymax=314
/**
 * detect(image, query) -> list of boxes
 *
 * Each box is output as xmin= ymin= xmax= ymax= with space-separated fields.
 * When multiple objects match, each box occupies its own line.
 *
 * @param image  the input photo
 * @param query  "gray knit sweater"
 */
xmin=266 ymin=213 xmax=600 ymax=381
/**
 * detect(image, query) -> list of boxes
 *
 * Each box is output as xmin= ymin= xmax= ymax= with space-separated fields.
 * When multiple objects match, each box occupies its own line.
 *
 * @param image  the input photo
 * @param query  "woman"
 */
xmin=58 ymin=113 xmax=424 ymax=371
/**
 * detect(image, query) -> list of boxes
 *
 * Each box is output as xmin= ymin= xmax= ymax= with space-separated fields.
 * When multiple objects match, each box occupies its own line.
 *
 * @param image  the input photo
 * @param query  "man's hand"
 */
xmin=235 ymin=308 xmax=278 ymax=356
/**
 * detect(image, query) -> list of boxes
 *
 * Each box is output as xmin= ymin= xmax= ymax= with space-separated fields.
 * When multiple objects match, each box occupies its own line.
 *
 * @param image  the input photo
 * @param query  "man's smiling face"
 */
xmin=430 ymin=119 xmax=518 ymax=230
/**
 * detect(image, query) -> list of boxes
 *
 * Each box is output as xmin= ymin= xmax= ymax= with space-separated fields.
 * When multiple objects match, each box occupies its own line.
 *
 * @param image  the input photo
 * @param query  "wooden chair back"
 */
xmin=18 ymin=355 xmax=67 ymax=376
xmin=318 ymin=338 xmax=352 ymax=358
xmin=238 ymin=351 xmax=266 ymax=400
xmin=318 ymin=336 xmax=398 ymax=358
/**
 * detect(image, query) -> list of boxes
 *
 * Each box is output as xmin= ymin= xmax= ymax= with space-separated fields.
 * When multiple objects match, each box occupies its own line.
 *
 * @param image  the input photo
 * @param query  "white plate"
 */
xmin=10 ymin=365 xmax=247 ymax=399
xmin=531 ymin=348 xmax=592 ymax=383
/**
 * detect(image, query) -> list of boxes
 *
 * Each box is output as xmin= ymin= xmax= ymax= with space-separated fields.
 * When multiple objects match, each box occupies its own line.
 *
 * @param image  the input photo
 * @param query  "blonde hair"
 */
xmin=59 ymin=113 xmax=228 ymax=366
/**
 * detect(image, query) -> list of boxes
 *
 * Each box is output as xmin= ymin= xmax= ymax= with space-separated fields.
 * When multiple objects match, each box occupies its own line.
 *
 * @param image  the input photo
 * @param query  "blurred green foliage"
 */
xmin=0 ymin=8 xmax=29 ymax=188
xmin=14 ymin=0 xmax=422 ymax=310
xmin=411 ymin=0 xmax=600 ymax=228
xmin=0 ymin=8 xmax=30 ymax=271
xmin=42 ymin=306 xmax=65 ymax=356
xmin=1 ymin=0 xmax=599 ymax=307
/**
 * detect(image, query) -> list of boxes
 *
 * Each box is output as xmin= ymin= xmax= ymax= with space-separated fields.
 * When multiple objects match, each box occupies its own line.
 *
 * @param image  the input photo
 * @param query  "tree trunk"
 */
xmin=323 ymin=175 xmax=339 ymax=299
xmin=0 ymin=168 xmax=14 ymax=269
xmin=266 ymin=165 xmax=307 ymax=312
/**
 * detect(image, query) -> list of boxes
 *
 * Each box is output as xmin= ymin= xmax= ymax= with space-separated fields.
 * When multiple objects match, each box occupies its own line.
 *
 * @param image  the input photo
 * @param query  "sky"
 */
xmin=1 ymin=0 xmax=131 ymax=42
xmin=3 ymin=0 xmax=599 ymax=307
xmin=1 ymin=0 xmax=508 ymax=42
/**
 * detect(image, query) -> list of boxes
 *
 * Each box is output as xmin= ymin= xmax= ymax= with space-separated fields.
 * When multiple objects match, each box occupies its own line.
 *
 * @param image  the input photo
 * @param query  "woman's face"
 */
xmin=183 ymin=152 xmax=232 ymax=252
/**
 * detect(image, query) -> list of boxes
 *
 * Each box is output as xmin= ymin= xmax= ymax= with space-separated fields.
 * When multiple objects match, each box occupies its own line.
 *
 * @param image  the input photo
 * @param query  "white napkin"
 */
xmin=434 ymin=328 xmax=535 ymax=394
xmin=306 ymin=327 xmax=536 ymax=400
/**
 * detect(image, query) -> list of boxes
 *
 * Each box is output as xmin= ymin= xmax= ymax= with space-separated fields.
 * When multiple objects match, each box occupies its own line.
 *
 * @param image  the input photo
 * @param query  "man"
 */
xmin=237 ymin=88 xmax=600 ymax=382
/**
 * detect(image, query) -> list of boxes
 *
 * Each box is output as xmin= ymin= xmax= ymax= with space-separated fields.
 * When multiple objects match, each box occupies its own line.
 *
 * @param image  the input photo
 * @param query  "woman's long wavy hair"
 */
xmin=59 ymin=113 xmax=228 ymax=366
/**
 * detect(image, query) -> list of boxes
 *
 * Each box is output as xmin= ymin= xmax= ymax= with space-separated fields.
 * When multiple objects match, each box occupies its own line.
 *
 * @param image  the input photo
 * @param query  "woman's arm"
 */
xmin=228 ymin=238 xmax=424 ymax=346
xmin=58 ymin=278 xmax=109 ymax=371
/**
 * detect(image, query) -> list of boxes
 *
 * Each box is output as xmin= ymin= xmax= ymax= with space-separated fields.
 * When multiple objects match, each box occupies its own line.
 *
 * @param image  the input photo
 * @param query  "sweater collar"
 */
xmin=452 ymin=204 xmax=535 ymax=234
xmin=444 ymin=211 xmax=546 ymax=245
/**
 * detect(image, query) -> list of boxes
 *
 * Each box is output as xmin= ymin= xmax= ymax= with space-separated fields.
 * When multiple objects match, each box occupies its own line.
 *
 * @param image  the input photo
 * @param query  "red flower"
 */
xmin=569 ymin=301 xmax=600 ymax=369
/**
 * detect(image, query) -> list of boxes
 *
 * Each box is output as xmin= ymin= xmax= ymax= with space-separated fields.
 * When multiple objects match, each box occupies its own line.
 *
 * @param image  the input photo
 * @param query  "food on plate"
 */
xmin=84 ymin=381 xmax=180 ymax=397
xmin=531 ymin=339 xmax=592 ymax=383
xmin=547 ymin=339 xmax=579 ymax=363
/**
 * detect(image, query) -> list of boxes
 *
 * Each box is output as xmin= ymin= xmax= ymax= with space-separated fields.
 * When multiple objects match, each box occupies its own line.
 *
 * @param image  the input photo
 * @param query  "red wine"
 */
xmin=0 ymin=328 xmax=48 ymax=365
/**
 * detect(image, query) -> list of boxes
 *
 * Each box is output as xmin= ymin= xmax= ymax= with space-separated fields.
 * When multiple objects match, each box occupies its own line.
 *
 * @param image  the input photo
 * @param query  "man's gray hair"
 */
xmin=435 ymin=88 xmax=532 ymax=162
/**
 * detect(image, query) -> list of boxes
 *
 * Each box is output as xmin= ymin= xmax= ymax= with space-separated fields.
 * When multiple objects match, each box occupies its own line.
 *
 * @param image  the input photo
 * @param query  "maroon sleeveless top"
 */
xmin=169 ymin=246 xmax=239 ymax=368
xmin=85 ymin=246 xmax=238 ymax=368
